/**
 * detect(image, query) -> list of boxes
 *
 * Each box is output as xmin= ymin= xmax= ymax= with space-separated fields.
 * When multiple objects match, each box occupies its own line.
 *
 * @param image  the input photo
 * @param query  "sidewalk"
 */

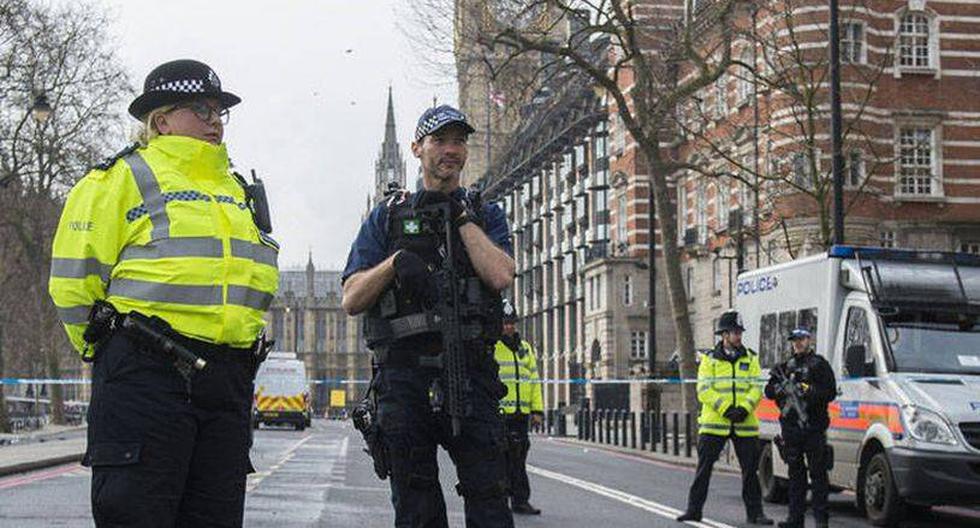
xmin=0 ymin=425 xmax=86 ymax=477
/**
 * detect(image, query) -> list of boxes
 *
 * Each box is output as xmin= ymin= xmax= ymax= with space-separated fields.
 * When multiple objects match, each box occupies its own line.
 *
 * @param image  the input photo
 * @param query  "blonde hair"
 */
xmin=134 ymin=104 xmax=177 ymax=146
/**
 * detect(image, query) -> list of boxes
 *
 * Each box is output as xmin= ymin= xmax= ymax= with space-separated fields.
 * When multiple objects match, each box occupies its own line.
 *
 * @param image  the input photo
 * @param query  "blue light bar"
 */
xmin=829 ymin=245 xmax=980 ymax=265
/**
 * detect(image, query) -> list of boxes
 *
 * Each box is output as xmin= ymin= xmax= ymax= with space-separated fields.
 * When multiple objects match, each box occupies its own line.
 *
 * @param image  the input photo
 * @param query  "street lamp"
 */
xmin=713 ymin=242 xmax=740 ymax=308
xmin=31 ymin=94 xmax=52 ymax=125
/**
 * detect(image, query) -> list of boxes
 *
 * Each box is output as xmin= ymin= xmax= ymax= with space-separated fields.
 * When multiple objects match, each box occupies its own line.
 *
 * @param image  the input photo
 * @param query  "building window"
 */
xmin=712 ymin=258 xmax=722 ymax=295
xmin=717 ymin=179 xmax=729 ymax=230
xmin=714 ymin=74 xmax=728 ymax=118
xmin=617 ymin=193 xmax=627 ymax=246
xmin=630 ymin=331 xmax=648 ymax=360
xmin=880 ymin=230 xmax=896 ymax=248
xmin=846 ymin=150 xmax=865 ymax=188
xmin=899 ymin=12 xmax=932 ymax=69
xmin=961 ymin=242 xmax=980 ymax=255
xmin=841 ymin=21 xmax=865 ymax=64
xmin=897 ymin=127 xmax=937 ymax=196
xmin=696 ymin=179 xmax=707 ymax=244
xmin=737 ymin=48 xmax=753 ymax=105
xmin=623 ymin=275 xmax=634 ymax=306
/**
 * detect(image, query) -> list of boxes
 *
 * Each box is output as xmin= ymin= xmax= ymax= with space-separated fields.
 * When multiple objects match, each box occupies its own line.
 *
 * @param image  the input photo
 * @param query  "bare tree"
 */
xmin=0 ymin=0 xmax=131 ymax=427
xmin=405 ymin=0 xmax=746 ymax=411
xmin=674 ymin=0 xmax=892 ymax=257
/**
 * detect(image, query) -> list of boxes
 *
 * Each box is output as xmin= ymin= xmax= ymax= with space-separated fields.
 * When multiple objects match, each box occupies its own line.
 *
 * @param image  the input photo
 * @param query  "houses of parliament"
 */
xmin=263 ymin=88 xmax=406 ymax=414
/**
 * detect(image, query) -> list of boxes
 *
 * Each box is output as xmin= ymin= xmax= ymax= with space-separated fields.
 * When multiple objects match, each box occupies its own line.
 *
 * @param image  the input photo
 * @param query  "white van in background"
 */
xmin=736 ymin=246 xmax=980 ymax=526
xmin=253 ymin=352 xmax=312 ymax=431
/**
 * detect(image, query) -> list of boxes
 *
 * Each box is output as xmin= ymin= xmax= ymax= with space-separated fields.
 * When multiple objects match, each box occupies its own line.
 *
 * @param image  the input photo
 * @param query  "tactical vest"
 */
xmin=363 ymin=191 xmax=502 ymax=356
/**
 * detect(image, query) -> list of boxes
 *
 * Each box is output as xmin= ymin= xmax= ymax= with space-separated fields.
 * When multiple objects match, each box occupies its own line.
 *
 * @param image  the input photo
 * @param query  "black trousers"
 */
xmin=783 ymin=428 xmax=829 ymax=524
xmin=375 ymin=366 xmax=514 ymax=528
xmin=503 ymin=413 xmax=531 ymax=505
xmin=84 ymin=331 xmax=254 ymax=528
xmin=685 ymin=433 xmax=764 ymax=518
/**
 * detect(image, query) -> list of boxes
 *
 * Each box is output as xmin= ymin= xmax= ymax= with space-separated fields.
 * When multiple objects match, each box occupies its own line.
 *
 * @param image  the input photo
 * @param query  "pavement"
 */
xmin=0 ymin=424 xmax=87 ymax=477
xmin=3 ymin=420 xmax=979 ymax=527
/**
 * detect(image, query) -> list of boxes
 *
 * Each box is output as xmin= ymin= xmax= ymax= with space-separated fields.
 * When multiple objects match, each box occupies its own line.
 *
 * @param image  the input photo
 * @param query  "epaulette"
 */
xmin=91 ymin=143 xmax=139 ymax=171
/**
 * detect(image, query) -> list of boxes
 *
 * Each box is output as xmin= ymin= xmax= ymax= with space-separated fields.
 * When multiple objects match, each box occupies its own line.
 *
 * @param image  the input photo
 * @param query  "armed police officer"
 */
xmin=677 ymin=311 xmax=773 ymax=525
xmin=764 ymin=328 xmax=836 ymax=528
xmin=48 ymin=59 xmax=279 ymax=527
xmin=342 ymin=105 xmax=516 ymax=528
xmin=494 ymin=299 xmax=544 ymax=515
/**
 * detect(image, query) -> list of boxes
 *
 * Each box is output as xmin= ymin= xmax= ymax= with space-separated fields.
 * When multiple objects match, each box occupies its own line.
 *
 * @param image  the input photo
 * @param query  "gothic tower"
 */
xmin=372 ymin=86 xmax=406 ymax=206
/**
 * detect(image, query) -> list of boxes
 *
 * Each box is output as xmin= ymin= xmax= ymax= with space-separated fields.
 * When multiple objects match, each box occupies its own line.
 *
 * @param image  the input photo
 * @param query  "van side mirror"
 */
xmin=845 ymin=344 xmax=871 ymax=378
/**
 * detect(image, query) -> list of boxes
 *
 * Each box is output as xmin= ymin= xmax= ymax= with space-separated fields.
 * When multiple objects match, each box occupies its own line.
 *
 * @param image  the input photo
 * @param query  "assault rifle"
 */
xmin=771 ymin=366 xmax=809 ymax=429
xmin=427 ymin=201 xmax=471 ymax=437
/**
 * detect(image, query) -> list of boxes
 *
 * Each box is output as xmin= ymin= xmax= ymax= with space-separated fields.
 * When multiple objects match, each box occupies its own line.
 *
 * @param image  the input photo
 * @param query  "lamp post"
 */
xmin=0 ymin=93 xmax=53 ymax=188
xmin=713 ymin=242 xmax=740 ymax=308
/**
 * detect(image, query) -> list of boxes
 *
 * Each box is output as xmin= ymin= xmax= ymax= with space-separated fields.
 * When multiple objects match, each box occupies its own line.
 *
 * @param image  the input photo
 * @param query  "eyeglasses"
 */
xmin=173 ymin=100 xmax=230 ymax=125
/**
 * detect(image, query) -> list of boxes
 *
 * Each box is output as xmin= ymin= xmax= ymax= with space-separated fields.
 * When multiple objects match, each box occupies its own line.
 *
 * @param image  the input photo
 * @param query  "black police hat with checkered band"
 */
xmin=414 ymin=105 xmax=475 ymax=142
xmin=128 ymin=59 xmax=241 ymax=119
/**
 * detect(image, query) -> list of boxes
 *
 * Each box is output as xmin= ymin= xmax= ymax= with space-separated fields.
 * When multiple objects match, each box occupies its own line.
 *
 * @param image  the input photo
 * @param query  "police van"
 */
xmin=736 ymin=246 xmax=980 ymax=526
xmin=253 ymin=352 xmax=312 ymax=431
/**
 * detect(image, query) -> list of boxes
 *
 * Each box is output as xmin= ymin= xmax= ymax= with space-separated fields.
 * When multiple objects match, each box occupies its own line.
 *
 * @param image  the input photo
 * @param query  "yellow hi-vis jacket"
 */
xmin=697 ymin=343 xmax=763 ymax=437
xmin=494 ymin=338 xmax=544 ymax=415
xmin=49 ymin=135 xmax=279 ymax=359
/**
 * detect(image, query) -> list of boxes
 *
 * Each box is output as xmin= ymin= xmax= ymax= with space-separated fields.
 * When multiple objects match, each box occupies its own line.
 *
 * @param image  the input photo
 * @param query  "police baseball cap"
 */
xmin=788 ymin=328 xmax=812 ymax=341
xmin=414 ymin=105 xmax=475 ymax=142
xmin=129 ymin=59 xmax=241 ymax=119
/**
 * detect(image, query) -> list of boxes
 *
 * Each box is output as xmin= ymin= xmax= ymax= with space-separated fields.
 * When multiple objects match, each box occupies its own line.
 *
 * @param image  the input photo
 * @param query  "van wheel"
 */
xmin=759 ymin=442 xmax=788 ymax=503
xmin=862 ymin=452 xmax=904 ymax=526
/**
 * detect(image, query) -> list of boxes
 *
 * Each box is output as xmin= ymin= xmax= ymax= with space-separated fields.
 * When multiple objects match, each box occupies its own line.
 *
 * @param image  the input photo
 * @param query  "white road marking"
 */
xmin=247 ymin=433 xmax=315 ymax=492
xmin=527 ymin=464 xmax=736 ymax=528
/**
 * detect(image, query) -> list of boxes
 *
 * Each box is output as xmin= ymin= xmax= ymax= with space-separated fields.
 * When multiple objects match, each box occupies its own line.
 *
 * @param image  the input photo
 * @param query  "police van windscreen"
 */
xmin=883 ymin=311 xmax=980 ymax=375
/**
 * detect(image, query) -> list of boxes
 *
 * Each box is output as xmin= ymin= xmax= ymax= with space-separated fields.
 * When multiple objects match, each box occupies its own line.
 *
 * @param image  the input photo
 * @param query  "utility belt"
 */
xmin=84 ymin=300 xmax=274 ymax=383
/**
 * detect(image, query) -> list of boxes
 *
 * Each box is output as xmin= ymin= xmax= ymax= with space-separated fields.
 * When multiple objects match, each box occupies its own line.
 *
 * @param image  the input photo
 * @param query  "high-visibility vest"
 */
xmin=49 ymin=135 xmax=279 ymax=359
xmin=494 ymin=339 xmax=543 ymax=415
xmin=696 ymin=345 xmax=763 ymax=437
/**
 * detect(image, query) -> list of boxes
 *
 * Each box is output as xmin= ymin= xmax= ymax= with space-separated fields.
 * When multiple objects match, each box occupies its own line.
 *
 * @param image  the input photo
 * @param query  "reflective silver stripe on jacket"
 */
xmin=117 ymin=237 xmax=277 ymax=267
xmin=124 ymin=153 xmax=169 ymax=240
xmin=50 ymin=258 xmax=112 ymax=282
xmin=228 ymin=285 xmax=274 ymax=311
xmin=108 ymin=278 xmax=222 ymax=305
xmin=57 ymin=305 xmax=93 ymax=325
xmin=230 ymin=239 xmax=278 ymax=267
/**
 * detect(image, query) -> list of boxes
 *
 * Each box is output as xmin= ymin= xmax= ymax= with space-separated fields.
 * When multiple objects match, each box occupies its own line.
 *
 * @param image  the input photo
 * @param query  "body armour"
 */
xmin=364 ymin=190 xmax=502 ymax=356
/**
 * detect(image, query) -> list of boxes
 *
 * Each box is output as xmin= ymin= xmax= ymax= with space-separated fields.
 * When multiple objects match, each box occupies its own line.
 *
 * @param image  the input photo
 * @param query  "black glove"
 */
xmin=724 ymin=406 xmax=749 ymax=423
xmin=416 ymin=190 xmax=468 ymax=225
xmin=393 ymin=250 xmax=430 ymax=295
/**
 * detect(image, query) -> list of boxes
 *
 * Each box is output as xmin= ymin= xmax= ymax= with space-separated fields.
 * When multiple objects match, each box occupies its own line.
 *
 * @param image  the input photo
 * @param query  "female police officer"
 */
xmin=49 ymin=59 xmax=278 ymax=527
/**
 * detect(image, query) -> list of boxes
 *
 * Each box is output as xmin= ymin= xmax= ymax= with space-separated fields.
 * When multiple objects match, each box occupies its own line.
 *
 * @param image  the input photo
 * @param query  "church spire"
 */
xmin=383 ymin=85 xmax=397 ymax=157
xmin=371 ymin=86 xmax=407 ymax=207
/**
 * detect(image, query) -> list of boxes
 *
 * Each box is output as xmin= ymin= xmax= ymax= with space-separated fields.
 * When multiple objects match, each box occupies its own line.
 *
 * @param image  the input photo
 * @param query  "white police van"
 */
xmin=736 ymin=246 xmax=980 ymax=526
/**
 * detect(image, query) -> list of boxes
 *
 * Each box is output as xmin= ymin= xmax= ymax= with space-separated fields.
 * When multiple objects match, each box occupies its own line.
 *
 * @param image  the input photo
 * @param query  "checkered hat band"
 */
xmin=149 ymin=79 xmax=209 ymax=94
xmin=414 ymin=112 xmax=468 ymax=141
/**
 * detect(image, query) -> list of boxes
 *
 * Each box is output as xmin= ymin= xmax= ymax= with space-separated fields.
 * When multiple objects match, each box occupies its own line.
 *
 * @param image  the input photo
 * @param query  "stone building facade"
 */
xmin=265 ymin=260 xmax=370 ymax=415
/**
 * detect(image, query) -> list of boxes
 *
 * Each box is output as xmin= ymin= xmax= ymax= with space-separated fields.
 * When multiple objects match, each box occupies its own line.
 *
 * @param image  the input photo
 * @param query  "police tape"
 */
xmin=0 ymin=375 xmax=914 ymax=386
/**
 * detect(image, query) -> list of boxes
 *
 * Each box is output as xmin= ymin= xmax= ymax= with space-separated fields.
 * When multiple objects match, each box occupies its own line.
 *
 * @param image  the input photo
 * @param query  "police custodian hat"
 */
xmin=715 ymin=310 xmax=746 ymax=334
xmin=128 ymin=59 xmax=241 ymax=119
xmin=502 ymin=298 xmax=519 ymax=323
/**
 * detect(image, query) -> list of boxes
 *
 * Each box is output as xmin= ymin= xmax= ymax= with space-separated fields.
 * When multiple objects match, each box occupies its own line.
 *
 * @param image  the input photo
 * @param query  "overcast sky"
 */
xmin=98 ymin=0 xmax=456 ymax=270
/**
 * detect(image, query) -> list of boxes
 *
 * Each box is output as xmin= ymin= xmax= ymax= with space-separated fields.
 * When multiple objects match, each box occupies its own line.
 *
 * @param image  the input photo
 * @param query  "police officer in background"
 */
xmin=494 ymin=299 xmax=544 ymax=515
xmin=341 ymin=105 xmax=515 ymax=528
xmin=49 ymin=59 xmax=279 ymax=527
xmin=764 ymin=328 xmax=836 ymax=528
xmin=677 ymin=311 xmax=773 ymax=525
